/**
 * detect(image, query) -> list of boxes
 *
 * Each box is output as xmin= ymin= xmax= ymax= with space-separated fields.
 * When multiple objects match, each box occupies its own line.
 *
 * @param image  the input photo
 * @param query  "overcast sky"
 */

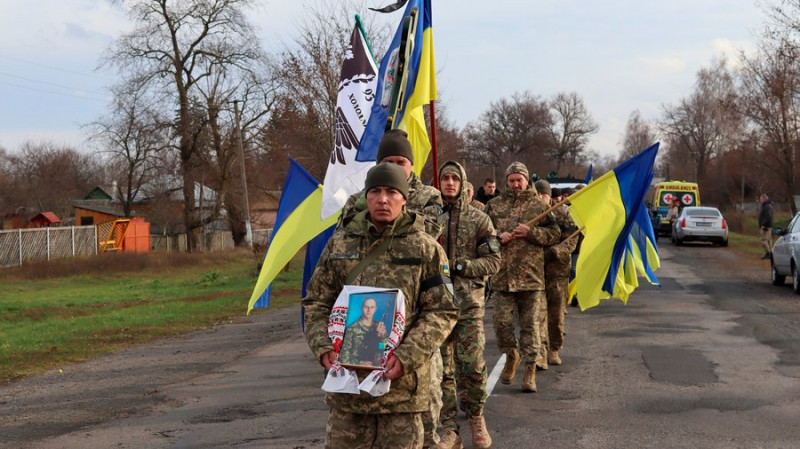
xmin=0 ymin=0 xmax=767 ymax=159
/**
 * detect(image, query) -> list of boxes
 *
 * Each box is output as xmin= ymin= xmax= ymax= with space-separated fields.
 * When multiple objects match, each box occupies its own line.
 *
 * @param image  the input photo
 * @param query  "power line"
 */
xmin=0 ymin=71 xmax=107 ymax=96
xmin=0 ymin=54 xmax=111 ymax=81
xmin=0 ymin=81 xmax=108 ymax=102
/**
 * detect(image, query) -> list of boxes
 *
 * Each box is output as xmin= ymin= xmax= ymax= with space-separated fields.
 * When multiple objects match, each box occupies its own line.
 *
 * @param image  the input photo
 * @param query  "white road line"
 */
xmin=486 ymin=353 xmax=506 ymax=395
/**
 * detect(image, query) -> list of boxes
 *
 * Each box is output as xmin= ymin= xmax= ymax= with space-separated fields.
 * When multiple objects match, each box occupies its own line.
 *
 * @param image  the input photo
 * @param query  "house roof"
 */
xmin=72 ymin=202 xmax=126 ymax=217
xmin=31 ymin=212 xmax=61 ymax=223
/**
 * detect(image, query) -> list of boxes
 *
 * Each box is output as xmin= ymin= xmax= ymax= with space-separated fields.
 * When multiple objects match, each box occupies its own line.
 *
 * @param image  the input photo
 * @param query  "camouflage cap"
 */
xmin=439 ymin=164 xmax=461 ymax=180
xmin=364 ymin=162 xmax=409 ymax=198
xmin=534 ymin=180 xmax=551 ymax=196
xmin=505 ymin=161 xmax=529 ymax=180
xmin=377 ymin=129 xmax=414 ymax=164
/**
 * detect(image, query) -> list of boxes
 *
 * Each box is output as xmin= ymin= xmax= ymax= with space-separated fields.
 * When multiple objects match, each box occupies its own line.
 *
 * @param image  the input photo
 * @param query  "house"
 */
xmin=72 ymin=202 xmax=126 ymax=226
xmin=29 ymin=212 xmax=61 ymax=228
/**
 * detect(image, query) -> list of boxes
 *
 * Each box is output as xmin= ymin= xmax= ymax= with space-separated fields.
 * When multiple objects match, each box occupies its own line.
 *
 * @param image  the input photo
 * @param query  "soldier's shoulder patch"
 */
xmin=443 ymin=264 xmax=450 ymax=276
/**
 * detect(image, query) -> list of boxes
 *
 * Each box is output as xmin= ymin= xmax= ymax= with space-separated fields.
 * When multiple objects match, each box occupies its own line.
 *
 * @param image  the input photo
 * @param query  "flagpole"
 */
xmin=429 ymin=99 xmax=440 ymax=188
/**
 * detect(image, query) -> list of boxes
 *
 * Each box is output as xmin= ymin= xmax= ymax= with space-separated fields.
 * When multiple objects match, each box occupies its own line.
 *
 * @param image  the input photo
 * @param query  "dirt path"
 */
xmin=0 ymin=305 xmax=301 ymax=448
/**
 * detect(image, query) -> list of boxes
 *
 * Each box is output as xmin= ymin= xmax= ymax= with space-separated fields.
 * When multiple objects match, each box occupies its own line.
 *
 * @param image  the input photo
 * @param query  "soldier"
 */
xmin=535 ymin=180 xmax=578 ymax=367
xmin=435 ymin=162 xmax=501 ymax=449
xmin=338 ymin=129 xmax=445 ymax=446
xmin=463 ymin=181 xmax=485 ymax=210
xmin=341 ymin=129 xmax=443 ymax=238
xmin=485 ymin=162 xmax=560 ymax=392
xmin=303 ymin=162 xmax=459 ymax=449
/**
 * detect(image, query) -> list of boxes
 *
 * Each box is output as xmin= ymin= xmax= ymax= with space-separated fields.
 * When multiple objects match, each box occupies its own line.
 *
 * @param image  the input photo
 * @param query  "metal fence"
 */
xmin=0 ymin=226 xmax=273 ymax=268
xmin=0 ymin=226 xmax=98 ymax=268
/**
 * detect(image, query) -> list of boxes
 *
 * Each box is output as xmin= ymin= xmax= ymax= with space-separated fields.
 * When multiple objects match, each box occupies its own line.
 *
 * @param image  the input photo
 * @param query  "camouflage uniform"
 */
xmin=341 ymin=171 xmax=443 ymax=238
xmin=304 ymin=209 xmax=458 ymax=448
xmin=436 ymin=162 xmax=502 ymax=435
xmin=485 ymin=187 xmax=560 ymax=367
xmin=544 ymin=203 xmax=578 ymax=356
xmin=470 ymin=198 xmax=485 ymax=211
xmin=339 ymin=320 xmax=386 ymax=367
xmin=339 ymin=169 xmax=445 ymax=446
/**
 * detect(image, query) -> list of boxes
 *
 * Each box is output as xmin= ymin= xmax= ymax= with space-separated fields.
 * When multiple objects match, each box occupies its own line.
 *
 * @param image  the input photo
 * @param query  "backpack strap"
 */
xmin=345 ymin=238 xmax=392 ymax=285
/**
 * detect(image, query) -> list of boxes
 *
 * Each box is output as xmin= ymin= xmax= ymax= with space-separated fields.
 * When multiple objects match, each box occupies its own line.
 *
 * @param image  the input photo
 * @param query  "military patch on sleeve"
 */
xmin=443 ymin=264 xmax=450 ymax=276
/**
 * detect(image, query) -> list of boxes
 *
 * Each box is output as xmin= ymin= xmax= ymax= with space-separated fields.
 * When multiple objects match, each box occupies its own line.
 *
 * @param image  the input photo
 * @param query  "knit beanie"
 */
xmin=377 ymin=130 xmax=414 ymax=164
xmin=534 ymin=180 xmax=552 ymax=196
xmin=551 ymin=187 xmax=562 ymax=198
xmin=505 ymin=161 xmax=529 ymax=180
xmin=364 ymin=162 xmax=409 ymax=199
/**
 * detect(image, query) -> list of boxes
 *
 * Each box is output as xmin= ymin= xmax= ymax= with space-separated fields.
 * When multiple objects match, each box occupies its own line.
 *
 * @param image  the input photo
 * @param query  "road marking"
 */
xmin=486 ymin=353 xmax=506 ymax=395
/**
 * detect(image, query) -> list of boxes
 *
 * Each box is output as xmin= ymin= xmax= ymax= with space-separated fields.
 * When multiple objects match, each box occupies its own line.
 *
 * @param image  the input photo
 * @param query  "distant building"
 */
xmin=29 ymin=212 xmax=61 ymax=228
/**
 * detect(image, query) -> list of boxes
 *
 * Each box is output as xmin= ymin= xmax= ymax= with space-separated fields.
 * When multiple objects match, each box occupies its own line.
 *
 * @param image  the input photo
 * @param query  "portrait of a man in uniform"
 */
xmin=339 ymin=293 xmax=395 ymax=369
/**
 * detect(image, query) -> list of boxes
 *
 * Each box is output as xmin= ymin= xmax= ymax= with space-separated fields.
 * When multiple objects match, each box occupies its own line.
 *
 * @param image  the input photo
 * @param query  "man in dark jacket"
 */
xmin=475 ymin=178 xmax=501 ymax=204
xmin=759 ymin=194 xmax=774 ymax=259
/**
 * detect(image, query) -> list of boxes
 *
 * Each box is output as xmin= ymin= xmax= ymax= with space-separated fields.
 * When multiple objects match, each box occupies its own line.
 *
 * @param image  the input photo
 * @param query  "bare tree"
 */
xmin=461 ymin=91 xmax=552 ymax=177
xmin=87 ymin=86 xmax=171 ymax=217
xmin=659 ymin=59 xmax=741 ymax=183
xmin=546 ymin=91 xmax=599 ymax=170
xmin=1 ymin=142 xmax=103 ymax=218
xmin=738 ymin=20 xmax=800 ymax=212
xmin=103 ymin=0 xmax=264 ymax=251
xmin=619 ymin=109 xmax=658 ymax=163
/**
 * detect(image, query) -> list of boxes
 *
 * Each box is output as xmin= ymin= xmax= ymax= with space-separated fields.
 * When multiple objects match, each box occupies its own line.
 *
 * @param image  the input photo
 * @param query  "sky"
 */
xmin=0 ymin=0 xmax=768 ymax=159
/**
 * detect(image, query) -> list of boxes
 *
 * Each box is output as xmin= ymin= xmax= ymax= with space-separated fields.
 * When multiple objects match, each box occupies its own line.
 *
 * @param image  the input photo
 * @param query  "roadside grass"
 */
xmin=0 ymin=248 xmax=304 ymax=384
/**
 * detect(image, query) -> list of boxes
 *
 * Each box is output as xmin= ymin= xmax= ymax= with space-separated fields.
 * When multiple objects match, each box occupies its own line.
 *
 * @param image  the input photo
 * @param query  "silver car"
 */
xmin=671 ymin=206 xmax=729 ymax=246
xmin=771 ymin=211 xmax=800 ymax=294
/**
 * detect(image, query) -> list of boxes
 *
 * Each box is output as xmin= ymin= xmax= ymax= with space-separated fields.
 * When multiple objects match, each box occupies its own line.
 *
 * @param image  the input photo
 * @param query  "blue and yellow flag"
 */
xmin=356 ymin=0 xmax=436 ymax=174
xmin=247 ymin=159 xmax=339 ymax=314
xmin=568 ymin=143 xmax=660 ymax=310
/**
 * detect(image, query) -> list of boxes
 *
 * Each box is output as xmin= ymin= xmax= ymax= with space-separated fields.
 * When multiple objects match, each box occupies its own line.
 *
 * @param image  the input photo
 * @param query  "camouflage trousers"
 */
xmin=493 ymin=290 xmax=546 ymax=364
xmin=326 ymin=407 xmax=423 ymax=449
xmin=440 ymin=317 xmax=488 ymax=432
xmin=422 ymin=350 xmax=442 ymax=447
xmin=546 ymin=276 xmax=569 ymax=351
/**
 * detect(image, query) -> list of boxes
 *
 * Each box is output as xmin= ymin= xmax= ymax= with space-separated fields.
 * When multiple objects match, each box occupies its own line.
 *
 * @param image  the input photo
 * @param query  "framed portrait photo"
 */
xmin=339 ymin=290 xmax=398 ymax=370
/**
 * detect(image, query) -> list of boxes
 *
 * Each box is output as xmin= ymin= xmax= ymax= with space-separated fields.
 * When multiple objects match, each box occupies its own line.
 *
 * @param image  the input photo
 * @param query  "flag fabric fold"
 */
xmin=568 ymin=143 xmax=660 ymax=310
xmin=247 ymin=159 xmax=339 ymax=314
xmin=584 ymin=164 xmax=593 ymax=184
xmin=355 ymin=0 xmax=437 ymax=175
xmin=321 ymin=20 xmax=379 ymax=220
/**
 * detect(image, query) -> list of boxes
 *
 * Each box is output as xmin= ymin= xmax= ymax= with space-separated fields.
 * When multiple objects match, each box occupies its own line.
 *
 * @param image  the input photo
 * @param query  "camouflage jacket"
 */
xmin=341 ymin=171 xmax=443 ymax=238
xmin=485 ymin=187 xmax=561 ymax=292
xmin=303 ymin=210 xmax=458 ymax=414
xmin=438 ymin=161 xmax=502 ymax=319
xmin=544 ymin=203 xmax=579 ymax=278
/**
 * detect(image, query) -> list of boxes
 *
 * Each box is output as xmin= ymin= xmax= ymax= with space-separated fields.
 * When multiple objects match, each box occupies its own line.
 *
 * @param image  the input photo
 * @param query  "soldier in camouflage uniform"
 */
xmin=337 ymin=129 xmax=445 ymax=446
xmin=339 ymin=297 xmax=388 ymax=367
xmin=535 ymin=180 xmax=578 ymax=367
xmin=485 ymin=162 xmax=560 ymax=393
xmin=435 ymin=161 xmax=501 ymax=449
xmin=304 ymin=163 xmax=459 ymax=449
xmin=340 ymin=129 xmax=443 ymax=239
xmin=463 ymin=181 xmax=485 ymax=210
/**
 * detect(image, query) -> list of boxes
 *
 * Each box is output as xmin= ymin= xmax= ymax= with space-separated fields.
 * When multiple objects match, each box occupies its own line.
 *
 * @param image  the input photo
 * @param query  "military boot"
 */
xmin=548 ymin=350 xmax=562 ymax=366
xmin=469 ymin=414 xmax=492 ymax=449
xmin=499 ymin=349 xmax=520 ymax=385
xmin=521 ymin=364 xmax=537 ymax=392
xmin=435 ymin=429 xmax=463 ymax=449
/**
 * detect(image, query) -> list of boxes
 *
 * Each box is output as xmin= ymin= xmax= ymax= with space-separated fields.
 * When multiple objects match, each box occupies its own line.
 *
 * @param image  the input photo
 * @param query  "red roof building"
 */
xmin=29 ymin=212 xmax=61 ymax=228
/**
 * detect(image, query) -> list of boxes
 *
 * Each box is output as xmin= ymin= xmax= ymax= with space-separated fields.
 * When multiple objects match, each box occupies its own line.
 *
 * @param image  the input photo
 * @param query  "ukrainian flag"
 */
xmin=247 ymin=159 xmax=339 ymax=314
xmin=568 ymin=143 xmax=660 ymax=310
xmin=356 ymin=0 xmax=436 ymax=175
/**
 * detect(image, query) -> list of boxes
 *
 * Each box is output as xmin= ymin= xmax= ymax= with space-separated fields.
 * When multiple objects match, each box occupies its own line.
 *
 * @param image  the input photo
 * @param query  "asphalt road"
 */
xmin=3 ymin=243 xmax=800 ymax=448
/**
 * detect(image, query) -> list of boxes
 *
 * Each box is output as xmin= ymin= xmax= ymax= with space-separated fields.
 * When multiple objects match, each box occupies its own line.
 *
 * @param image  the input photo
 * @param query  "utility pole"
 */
xmin=234 ymin=100 xmax=253 ymax=249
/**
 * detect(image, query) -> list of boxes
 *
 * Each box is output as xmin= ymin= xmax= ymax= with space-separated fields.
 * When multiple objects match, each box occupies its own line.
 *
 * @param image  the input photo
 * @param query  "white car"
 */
xmin=671 ymin=206 xmax=729 ymax=247
xmin=771 ymin=212 xmax=800 ymax=294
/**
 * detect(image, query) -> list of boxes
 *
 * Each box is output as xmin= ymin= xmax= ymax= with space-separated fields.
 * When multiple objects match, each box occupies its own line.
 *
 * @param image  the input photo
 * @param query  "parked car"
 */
xmin=771 ymin=211 xmax=800 ymax=294
xmin=671 ymin=206 xmax=729 ymax=246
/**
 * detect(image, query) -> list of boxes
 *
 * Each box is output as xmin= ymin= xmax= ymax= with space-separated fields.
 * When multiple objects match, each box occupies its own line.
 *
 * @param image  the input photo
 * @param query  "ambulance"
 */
xmin=650 ymin=181 xmax=701 ymax=236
